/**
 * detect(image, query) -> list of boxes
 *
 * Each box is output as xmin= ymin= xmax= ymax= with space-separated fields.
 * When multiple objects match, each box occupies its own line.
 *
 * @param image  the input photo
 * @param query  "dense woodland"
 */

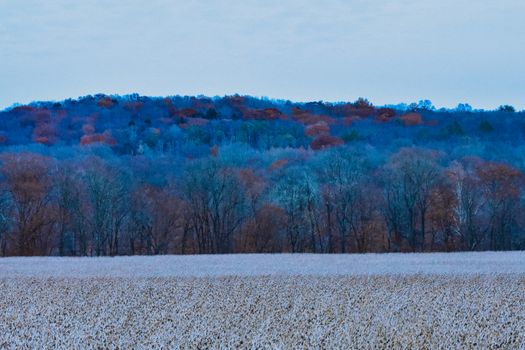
xmin=0 ymin=94 xmax=524 ymax=256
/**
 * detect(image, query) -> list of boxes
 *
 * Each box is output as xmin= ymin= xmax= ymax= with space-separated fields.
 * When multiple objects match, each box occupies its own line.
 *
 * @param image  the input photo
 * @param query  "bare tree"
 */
xmin=317 ymin=149 xmax=367 ymax=253
xmin=445 ymin=159 xmax=484 ymax=250
xmin=129 ymin=183 xmax=184 ymax=254
xmin=477 ymin=161 xmax=524 ymax=250
xmin=84 ymin=157 xmax=130 ymax=256
xmin=381 ymin=148 xmax=440 ymax=251
xmin=0 ymin=153 xmax=56 ymax=256
xmin=272 ymin=166 xmax=320 ymax=252
xmin=183 ymin=159 xmax=246 ymax=254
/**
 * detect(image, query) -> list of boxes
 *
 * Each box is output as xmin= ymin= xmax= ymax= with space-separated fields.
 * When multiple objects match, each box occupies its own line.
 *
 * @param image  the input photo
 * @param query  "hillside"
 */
xmin=0 ymin=95 xmax=523 ymax=156
xmin=0 ymin=95 xmax=524 ymax=255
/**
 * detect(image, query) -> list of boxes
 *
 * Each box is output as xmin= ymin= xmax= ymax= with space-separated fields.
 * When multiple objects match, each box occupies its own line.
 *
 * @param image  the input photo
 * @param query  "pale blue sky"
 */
xmin=1 ymin=0 xmax=524 ymax=110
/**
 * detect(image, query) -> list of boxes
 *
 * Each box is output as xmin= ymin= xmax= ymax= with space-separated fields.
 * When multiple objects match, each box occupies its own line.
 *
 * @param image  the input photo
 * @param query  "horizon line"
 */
xmin=2 ymin=92 xmax=522 ymax=113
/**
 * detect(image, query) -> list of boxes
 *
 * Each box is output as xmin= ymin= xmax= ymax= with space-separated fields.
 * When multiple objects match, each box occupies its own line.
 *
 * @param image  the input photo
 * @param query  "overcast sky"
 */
xmin=1 ymin=0 xmax=524 ymax=110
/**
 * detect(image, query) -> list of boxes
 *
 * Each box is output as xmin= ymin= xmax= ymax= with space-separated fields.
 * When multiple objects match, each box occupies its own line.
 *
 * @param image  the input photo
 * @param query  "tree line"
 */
xmin=1 ymin=147 xmax=523 ymax=256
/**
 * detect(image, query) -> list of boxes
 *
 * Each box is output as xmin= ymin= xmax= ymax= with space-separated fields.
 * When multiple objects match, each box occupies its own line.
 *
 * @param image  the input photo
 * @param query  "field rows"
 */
xmin=1 ymin=253 xmax=524 ymax=349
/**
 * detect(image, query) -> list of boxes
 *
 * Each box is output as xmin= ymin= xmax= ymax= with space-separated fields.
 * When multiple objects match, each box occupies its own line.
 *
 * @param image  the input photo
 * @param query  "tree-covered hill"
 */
xmin=0 ymin=94 xmax=524 ymax=255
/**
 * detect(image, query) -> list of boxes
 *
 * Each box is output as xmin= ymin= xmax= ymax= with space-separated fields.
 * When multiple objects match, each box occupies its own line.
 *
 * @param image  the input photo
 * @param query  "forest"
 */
xmin=0 ymin=94 xmax=524 ymax=256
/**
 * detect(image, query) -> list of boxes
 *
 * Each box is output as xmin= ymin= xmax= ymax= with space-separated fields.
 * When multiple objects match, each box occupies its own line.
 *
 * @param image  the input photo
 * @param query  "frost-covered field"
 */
xmin=1 ymin=253 xmax=524 ymax=349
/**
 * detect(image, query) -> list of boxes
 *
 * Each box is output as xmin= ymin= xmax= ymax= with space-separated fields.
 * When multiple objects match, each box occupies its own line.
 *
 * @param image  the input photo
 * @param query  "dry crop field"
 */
xmin=1 ymin=252 xmax=524 ymax=349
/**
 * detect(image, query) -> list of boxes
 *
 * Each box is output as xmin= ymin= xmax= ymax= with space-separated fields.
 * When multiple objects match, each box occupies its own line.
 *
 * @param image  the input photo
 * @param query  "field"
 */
xmin=1 ymin=252 xmax=524 ymax=349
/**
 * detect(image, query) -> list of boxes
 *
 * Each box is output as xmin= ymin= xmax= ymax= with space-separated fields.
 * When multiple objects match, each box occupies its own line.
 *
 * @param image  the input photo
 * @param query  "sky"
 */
xmin=0 ymin=0 xmax=524 ymax=110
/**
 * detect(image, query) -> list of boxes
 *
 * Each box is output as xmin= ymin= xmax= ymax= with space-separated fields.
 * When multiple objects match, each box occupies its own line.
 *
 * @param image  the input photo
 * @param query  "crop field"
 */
xmin=1 ymin=252 xmax=524 ymax=349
